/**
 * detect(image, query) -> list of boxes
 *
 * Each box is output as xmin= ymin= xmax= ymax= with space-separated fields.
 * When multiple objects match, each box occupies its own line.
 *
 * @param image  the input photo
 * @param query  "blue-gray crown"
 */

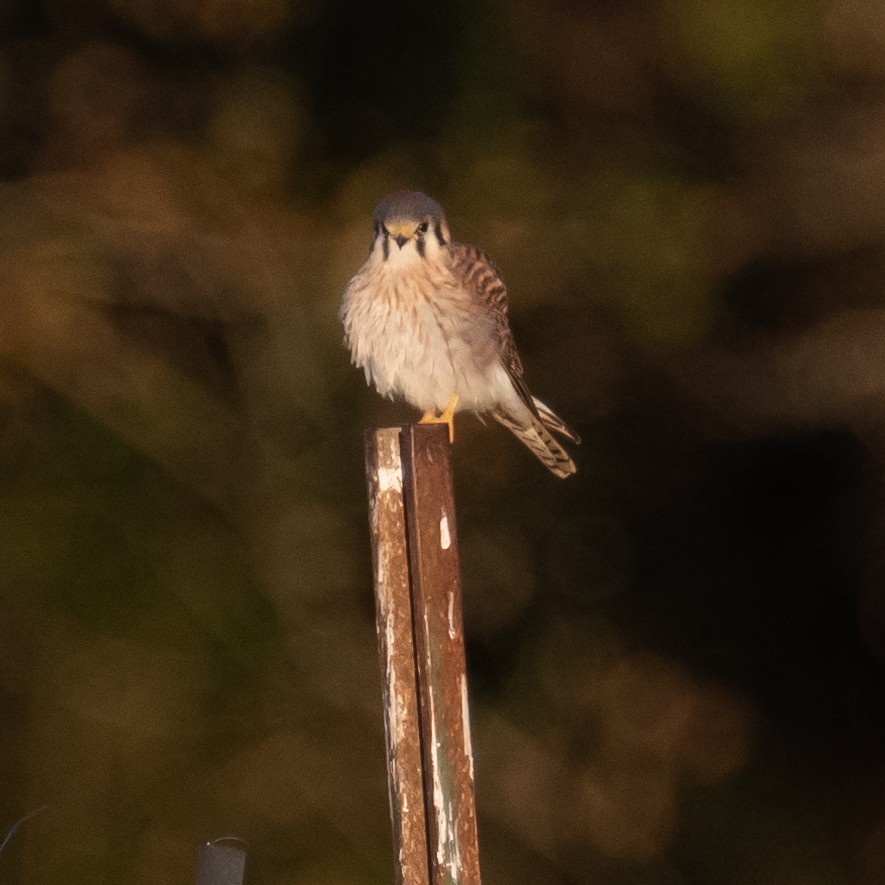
xmin=373 ymin=190 xmax=445 ymax=225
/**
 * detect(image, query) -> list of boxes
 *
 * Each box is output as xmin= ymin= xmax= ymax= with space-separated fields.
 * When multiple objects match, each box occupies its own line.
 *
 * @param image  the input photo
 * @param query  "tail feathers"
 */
xmin=493 ymin=407 xmax=578 ymax=479
xmin=532 ymin=397 xmax=581 ymax=444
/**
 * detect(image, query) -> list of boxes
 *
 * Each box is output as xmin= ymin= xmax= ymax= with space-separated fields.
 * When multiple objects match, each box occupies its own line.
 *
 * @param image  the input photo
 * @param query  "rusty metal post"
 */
xmin=401 ymin=424 xmax=481 ymax=885
xmin=364 ymin=424 xmax=481 ymax=885
xmin=365 ymin=428 xmax=431 ymax=885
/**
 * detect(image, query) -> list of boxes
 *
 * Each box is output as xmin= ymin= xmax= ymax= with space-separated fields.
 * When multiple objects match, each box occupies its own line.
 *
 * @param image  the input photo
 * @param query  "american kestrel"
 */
xmin=340 ymin=190 xmax=579 ymax=478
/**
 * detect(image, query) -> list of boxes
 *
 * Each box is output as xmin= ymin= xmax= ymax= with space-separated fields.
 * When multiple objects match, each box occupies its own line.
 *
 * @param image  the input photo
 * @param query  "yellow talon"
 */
xmin=417 ymin=394 xmax=459 ymax=443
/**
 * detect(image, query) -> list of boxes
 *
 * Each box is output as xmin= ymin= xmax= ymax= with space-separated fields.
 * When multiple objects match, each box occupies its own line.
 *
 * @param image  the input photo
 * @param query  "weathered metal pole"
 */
xmin=364 ymin=424 xmax=481 ymax=885
xmin=365 ymin=427 xmax=432 ymax=884
xmin=401 ymin=424 xmax=481 ymax=885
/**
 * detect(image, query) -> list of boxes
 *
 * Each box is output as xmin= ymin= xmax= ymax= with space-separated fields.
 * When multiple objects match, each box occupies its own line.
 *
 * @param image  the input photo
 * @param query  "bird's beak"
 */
xmin=386 ymin=223 xmax=413 ymax=250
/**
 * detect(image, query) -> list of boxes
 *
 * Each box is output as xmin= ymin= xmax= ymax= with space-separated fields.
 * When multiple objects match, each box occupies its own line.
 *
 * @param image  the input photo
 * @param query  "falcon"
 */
xmin=340 ymin=190 xmax=579 ymax=478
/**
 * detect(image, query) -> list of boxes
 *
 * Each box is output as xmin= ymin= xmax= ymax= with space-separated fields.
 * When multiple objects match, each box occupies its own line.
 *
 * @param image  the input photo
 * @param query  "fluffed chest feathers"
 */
xmin=343 ymin=273 xmax=498 ymax=410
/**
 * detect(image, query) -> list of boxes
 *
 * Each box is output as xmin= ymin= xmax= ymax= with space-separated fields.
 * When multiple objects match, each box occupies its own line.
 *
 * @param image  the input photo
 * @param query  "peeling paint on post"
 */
xmin=365 ymin=425 xmax=481 ymax=885
xmin=402 ymin=424 xmax=481 ymax=885
xmin=439 ymin=511 xmax=451 ymax=550
xmin=365 ymin=428 xmax=430 ymax=885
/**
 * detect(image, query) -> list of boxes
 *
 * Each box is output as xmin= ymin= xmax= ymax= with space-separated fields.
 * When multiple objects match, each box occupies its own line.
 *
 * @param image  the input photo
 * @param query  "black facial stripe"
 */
xmin=416 ymin=238 xmax=426 ymax=258
xmin=433 ymin=222 xmax=447 ymax=246
xmin=381 ymin=232 xmax=390 ymax=261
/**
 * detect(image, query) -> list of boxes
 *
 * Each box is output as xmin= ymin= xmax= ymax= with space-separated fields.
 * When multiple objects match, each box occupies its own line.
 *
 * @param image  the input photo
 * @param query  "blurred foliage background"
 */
xmin=2 ymin=0 xmax=885 ymax=882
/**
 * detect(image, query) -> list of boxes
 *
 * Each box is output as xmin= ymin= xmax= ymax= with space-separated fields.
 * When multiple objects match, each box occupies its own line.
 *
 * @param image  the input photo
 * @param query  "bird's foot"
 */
xmin=418 ymin=394 xmax=459 ymax=443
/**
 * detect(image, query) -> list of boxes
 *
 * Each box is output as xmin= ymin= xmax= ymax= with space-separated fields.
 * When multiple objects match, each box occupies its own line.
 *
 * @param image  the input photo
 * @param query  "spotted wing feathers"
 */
xmin=449 ymin=241 xmax=579 ymax=477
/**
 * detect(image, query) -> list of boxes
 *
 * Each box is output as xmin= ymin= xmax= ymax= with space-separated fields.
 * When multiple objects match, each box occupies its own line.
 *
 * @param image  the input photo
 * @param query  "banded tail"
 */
xmin=492 ymin=397 xmax=580 ymax=479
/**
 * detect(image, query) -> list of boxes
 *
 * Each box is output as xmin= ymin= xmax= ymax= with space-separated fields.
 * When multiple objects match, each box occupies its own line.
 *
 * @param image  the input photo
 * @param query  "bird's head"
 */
xmin=371 ymin=190 xmax=451 ymax=266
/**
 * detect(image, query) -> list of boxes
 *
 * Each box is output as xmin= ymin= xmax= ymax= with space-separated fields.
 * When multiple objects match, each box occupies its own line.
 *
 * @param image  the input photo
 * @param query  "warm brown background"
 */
xmin=2 ymin=1 xmax=885 ymax=882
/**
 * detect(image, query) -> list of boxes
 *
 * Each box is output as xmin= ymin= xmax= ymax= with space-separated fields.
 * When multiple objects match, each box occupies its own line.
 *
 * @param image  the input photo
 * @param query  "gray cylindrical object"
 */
xmin=196 ymin=843 xmax=246 ymax=885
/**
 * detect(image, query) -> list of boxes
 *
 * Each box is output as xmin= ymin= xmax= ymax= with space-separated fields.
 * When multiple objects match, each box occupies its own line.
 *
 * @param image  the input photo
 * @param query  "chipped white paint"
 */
xmin=426 ymin=628 xmax=462 ymax=878
xmin=449 ymin=824 xmax=462 ymax=880
xmin=375 ymin=548 xmax=385 ymax=586
xmin=439 ymin=509 xmax=451 ymax=549
xmin=461 ymin=673 xmax=474 ymax=782
xmin=386 ymin=608 xmax=409 ymax=745
xmin=448 ymin=591 xmax=456 ymax=640
xmin=428 ymin=675 xmax=447 ymax=860
xmin=425 ymin=612 xmax=458 ymax=873
xmin=377 ymin=463 xmax=403 ymax=493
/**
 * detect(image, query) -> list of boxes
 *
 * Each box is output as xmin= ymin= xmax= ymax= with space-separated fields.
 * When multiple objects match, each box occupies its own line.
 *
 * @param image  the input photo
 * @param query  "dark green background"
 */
xmin=2 ymin=0 xmax=885 ymax=881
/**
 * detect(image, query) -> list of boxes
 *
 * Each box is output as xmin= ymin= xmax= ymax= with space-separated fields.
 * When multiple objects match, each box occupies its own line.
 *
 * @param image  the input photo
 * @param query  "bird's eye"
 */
xmin=417 ymin=221 xmax=429 ymax=234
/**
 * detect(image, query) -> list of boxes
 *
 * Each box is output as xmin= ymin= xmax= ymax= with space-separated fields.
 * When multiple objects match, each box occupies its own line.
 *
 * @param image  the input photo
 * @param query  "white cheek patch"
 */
xmin=385 ymin=242 xmax=423 ymax=268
